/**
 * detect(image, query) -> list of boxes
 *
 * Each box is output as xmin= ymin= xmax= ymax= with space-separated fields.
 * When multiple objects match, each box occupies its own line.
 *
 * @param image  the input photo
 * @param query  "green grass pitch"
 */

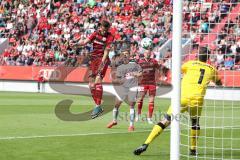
xmin=0 ymin=91 xmax=239 ymax=160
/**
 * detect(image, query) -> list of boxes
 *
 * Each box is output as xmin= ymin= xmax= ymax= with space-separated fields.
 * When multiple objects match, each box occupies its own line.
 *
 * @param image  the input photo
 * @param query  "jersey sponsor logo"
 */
xmin=93 ymin=40 xmax=104 ymax=45
xmin=143 ymin=68 xmax=153 ymax=72
xmin=140 ymin=61 xmax=154 ymax=66
xmin=39 ymin=69 xmax=61 ymax=80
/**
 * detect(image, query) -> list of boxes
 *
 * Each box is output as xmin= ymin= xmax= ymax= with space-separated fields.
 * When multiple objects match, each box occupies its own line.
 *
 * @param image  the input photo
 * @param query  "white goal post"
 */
xmin=171 ymin=0 xmax=183 ymax=160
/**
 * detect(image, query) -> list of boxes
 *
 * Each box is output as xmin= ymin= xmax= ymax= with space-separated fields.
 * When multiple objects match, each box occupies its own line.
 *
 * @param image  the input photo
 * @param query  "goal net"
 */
xmin=178 ymin=0 xmax=240 ymax=159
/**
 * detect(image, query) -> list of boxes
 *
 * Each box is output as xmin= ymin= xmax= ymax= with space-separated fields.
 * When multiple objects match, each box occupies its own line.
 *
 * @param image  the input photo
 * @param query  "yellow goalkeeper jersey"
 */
xmin=181 ymin=60 xmax=219 ymax=98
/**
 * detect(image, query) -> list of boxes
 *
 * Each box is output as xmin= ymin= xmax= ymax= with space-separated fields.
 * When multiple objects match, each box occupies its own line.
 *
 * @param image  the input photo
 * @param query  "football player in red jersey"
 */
xmin=136 ymin=48 xmax=162 ymax=124
xmin=73 ymin=20 xmax=114 ymax=119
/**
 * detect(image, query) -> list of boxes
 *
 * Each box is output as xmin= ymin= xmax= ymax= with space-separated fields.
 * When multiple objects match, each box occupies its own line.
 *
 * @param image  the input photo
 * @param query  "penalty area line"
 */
xmin=0 ymin=130 xmax=152 ymax=140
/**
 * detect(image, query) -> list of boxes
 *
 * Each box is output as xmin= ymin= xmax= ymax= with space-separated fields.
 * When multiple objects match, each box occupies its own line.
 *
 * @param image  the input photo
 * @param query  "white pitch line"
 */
xmin=0 ymin=130 xmax=152 ymax=140
xmin=1 ymin=126 xmax=239 ymax=141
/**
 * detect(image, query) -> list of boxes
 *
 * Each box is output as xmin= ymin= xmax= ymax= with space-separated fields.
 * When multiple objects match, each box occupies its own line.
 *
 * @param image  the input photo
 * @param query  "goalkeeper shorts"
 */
xmin=167 ymin=97 xmax=203 ymax=118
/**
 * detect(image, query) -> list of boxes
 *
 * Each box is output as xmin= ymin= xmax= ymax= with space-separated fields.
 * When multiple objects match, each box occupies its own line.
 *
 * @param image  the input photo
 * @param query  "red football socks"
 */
xmin=95 ymin=83 xmax=103 ymax=105
xmin=148 ymin=102 xmax=154 ymax=118
xmin=137 ymin=100 xmax=143 ymax=115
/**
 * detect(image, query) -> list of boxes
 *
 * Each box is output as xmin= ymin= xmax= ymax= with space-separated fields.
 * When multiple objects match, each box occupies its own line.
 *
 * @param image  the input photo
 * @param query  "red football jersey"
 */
xmin=138 ymin=58 xmax=160 ymax=85
xmin=88 ymin=31 xmax=114 ymax=59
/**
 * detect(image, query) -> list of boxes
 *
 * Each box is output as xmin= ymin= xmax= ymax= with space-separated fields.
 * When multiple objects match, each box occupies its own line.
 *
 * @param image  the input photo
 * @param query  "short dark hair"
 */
xmin=101 ymin=20 xmax=111 ymax=29
xmin=198 ymin=47 xmax=210 ymax=62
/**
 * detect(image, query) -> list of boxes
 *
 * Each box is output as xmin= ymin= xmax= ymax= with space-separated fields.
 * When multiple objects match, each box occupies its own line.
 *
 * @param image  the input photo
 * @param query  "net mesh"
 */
xmin=180 ymin=0 xmax=240 ymax=159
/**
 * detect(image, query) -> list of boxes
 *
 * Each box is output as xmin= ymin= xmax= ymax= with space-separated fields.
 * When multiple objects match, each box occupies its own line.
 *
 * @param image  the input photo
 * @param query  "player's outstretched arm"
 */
xmin=78 ymin=38 xmax=91 ymax=46
xmin=70 ymin=38 xmax=91 ymax=47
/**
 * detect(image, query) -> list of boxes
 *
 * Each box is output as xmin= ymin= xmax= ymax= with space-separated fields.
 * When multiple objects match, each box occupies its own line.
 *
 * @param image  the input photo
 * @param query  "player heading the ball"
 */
xmin=71 ymin=20 xmax=114 ymax=119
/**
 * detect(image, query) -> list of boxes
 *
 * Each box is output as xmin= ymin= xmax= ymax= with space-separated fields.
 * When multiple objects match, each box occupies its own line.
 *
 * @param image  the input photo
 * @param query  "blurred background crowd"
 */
xmin=0 ymin=0 xmax=239 ymax=71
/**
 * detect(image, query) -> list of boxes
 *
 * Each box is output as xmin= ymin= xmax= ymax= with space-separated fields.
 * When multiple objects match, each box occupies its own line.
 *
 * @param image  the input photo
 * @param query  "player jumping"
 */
xmin=133 ymin=47 xmax=222 ymax=156
xmin=72 ymin=20 xmax=114 ymax=119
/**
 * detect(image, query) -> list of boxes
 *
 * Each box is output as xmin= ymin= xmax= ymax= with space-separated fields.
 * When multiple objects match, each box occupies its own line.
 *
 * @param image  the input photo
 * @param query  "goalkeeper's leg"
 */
xmin=133 ymin=101 xmax=187 ymax=155
xmin=144 ymin=114 xmax=171 ymax=144
xmin=133 ymin=113 xmax=171 ymax=155
xmin=188 ymin=100 xmax=202 ymax=156
xmin=190 ymin=117 xmax=200 ymax=156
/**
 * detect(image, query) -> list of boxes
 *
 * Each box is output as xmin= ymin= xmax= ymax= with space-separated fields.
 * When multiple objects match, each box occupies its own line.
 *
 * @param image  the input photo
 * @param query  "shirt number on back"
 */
xmin=198 ymin=68 xmax=205 ymax=84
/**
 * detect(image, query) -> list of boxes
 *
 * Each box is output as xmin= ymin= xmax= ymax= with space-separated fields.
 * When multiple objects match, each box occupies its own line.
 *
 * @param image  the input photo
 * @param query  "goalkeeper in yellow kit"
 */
xmin=133 ymin=47 xmax=222 ymax=156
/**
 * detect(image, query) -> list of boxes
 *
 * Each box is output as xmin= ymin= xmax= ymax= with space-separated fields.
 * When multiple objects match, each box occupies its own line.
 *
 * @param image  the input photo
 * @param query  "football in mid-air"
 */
xmin=141 ymin=37 xmax=152 ymax=49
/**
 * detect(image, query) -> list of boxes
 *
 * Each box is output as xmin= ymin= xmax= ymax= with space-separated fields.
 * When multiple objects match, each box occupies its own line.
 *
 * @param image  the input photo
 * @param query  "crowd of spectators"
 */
xmin=209 ymin=14 xmax=240 ymax=70
xmin=183 ymin=0 xmax=240 ymax=71
xmin=0 ymin=0 xmax=172 ymax=67
xmin=0 ymin=0 xmax=239 ymax=71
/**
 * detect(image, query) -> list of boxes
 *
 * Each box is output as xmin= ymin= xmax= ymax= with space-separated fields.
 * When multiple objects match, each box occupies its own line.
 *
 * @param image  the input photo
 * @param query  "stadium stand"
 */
xmin=0 ymin=0 xmax=239 ymax=72
xmin=0 ymin=0 xmax=172 ymax=66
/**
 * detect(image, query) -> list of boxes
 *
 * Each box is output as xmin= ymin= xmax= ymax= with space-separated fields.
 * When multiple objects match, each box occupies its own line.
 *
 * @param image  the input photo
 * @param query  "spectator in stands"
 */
xmin=16 ymin=54 xmax=26 ymax=66
xmin=209 ymin=49 xmax=218 ymax=67
xmin=27 ymin=14 xmax=37 ymax=36
xmin=201 ymin=20 xmax=209 ymax=33
xmin=220 ymin=2 xmax=230 ymax=18
xmin=224 ymin=55 xmax=235 ymax=70
xmin=216 ymin=50 xmax=225 ymax=69
xmin=234 ymin=52 xmax=240 ymax=70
